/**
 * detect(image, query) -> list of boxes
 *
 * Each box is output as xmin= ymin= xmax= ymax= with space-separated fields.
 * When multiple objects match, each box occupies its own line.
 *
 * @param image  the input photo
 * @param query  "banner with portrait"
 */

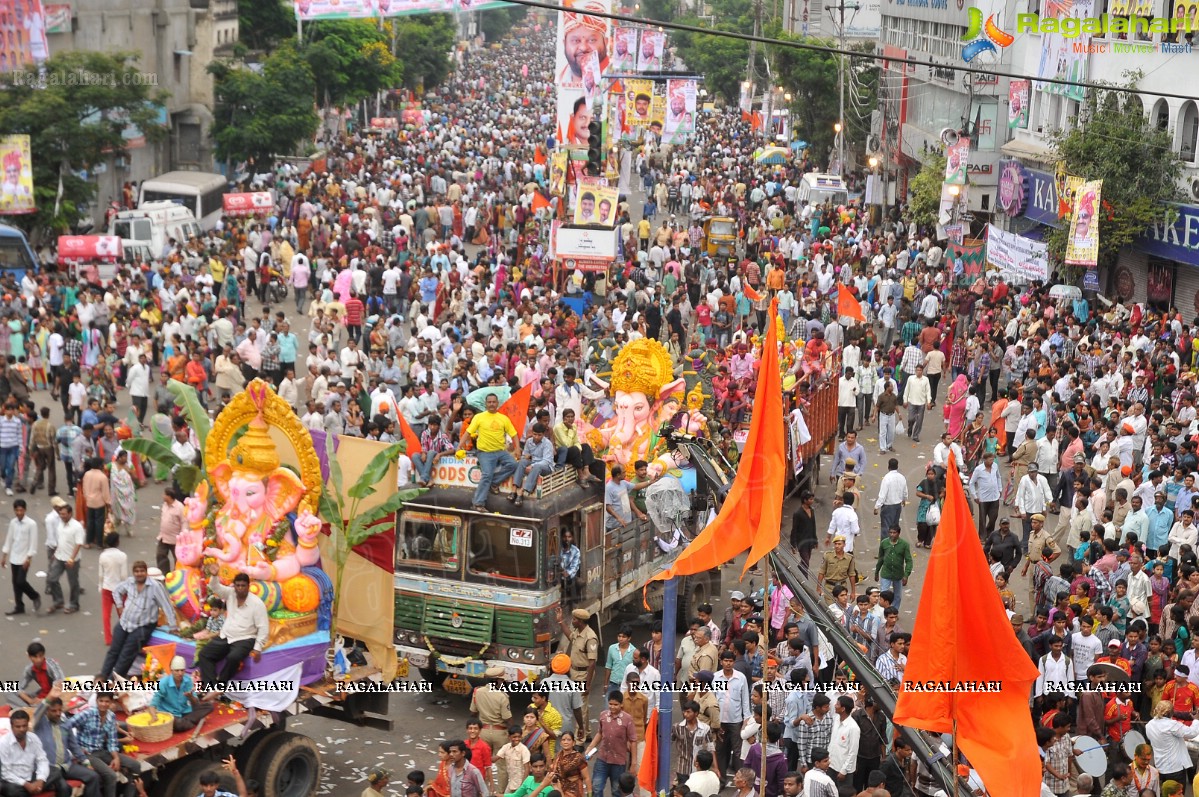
xmin=636 ymin=29 xmax=664 ymax=71
xmin=0 ymin=0 xmax=50 ymax=72
xmin=610 ymin=26 xmax=638 ymax=72
xmin=549 ymin=151 xmax=568 ymax=197
xmin=662 ymin=78 xmax=696 ymax=145
xmin=1035 ymin=0 xmax=1093 ymax=102
xmin=944 ymin=137 xmax=969 ymax=186
xmin=1065 ymin=179 xmax=1102 ymax=266
xmin=0 ymin=135 xmax=35 ymax=215
xmin=556 ymin=0 xmax=612 ymax=92
xmin=1009 ymin=80 xmax=1030 ymax=129
xmin=573 ymin=177 xmax=618 ymax=226
xmin=985 ymin=224 xmax=1049 ymax=283
xmin=624 ymin=78 xmax=655 ymax=128
xmin=293 ymin=0 xmax=373 ymax=20
xmin=43 ymin=3 xmax=70 ymax=33
xmin=557 ymin=88 xmax=593 ymax=149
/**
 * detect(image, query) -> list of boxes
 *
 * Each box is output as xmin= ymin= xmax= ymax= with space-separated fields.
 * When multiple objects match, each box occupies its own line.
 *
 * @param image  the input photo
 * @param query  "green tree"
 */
xmin=1044 ymin=77 xmax=1183 ymax=272
xmin=238 ymin=0 xmax=294 ymax=51
xmin=210 ymin=40 xmax=320 ymax=168
xmin=671 ymin=25 xmax=750 ymax=105
xmin=304 ymin=19 xmax=403 ymax=108
xmin=0 ymin=51 xmax=168 ymax=236
xmin=387 ymin=14 xmax=457 ymax=91
xmin=771 ymin=35 xmax=838 ymax=157
xmin=907 ymin=152 xmax=947 ymax=232
xmin=478 ymin=6 xmax=528 ymax=41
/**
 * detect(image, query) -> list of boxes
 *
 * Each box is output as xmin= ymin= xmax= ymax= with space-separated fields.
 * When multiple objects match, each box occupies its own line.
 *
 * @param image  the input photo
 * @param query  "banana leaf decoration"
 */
xmin=118 ymin=381 xmax=211 ymax=495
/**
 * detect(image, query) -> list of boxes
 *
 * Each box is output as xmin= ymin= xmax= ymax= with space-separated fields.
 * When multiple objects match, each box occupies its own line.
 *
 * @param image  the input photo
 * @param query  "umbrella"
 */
xmin=789 ymin=140 xmax=808 ymax=151
xmin=755 ymin=146 xmax=791 ymax=165
xmin=1049 ymin=284 xmax=1083 ymax=299
xmin=466 ymin=385 xmax=512 ymax=411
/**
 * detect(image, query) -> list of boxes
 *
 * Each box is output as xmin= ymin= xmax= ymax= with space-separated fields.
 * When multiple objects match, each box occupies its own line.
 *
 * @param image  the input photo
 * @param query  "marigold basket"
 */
xmin=127 ymin=712 xmax=174 ymax=743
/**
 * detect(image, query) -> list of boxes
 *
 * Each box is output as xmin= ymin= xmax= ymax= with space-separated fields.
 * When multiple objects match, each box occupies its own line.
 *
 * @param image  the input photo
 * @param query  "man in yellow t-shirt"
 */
xmin=466 ymin=393 xmax=519 ymax=510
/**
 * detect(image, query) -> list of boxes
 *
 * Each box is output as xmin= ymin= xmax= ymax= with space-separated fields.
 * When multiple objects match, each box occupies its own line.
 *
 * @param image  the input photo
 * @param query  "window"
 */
xmin=466 ymin=519 xmax=539 ymax=585
xmin=200 ymin=186 xmax=227 ymax=220
xmin=397 ymin=511 xmax=461 ymax=574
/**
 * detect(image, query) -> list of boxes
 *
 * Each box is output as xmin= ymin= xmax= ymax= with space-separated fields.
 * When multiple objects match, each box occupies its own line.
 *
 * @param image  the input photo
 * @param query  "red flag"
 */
xmin=648 ymin=300 xmax=786 ymax=583
xmin=637 ymin=708 xmax=660 ymax=794
xmin=499 ymin=382 xmax=535 ymax=438
xmin=892 ymin=453 xmax=1042 ymax=797
xmin=836 ymin=286 xmax=865 ymax=322
xmin=396 ymin=415 xmax=423 ymax=458
xmin=531 ymin=191 xmax=551 ymax=213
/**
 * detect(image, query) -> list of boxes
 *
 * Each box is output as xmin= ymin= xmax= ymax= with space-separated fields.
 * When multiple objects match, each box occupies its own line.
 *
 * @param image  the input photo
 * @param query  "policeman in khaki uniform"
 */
xmin=470 ymin=665 xmax=513 ymax=760
xmin=556 ymin=606 xmax=598 ymax=738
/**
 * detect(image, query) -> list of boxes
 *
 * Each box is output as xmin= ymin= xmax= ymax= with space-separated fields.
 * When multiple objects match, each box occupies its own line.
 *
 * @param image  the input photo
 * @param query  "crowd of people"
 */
xmin=2 ymin=6 xmax=1196 ymax=797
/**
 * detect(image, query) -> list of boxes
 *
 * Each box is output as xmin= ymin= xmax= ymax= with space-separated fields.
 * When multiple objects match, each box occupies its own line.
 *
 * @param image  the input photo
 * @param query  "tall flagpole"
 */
xmin=758 ymin=560 xmax=770 ymax=797
xmin=656 ymin=577 xmax=678 ymax=793
xmin=951 ymin=719 xmax=961 ymax=796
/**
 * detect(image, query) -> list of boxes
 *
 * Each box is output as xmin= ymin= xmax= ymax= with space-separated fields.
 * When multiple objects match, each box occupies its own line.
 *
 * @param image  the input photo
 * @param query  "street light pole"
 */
xmin=824 ymin=0 xmax=858 ymax=173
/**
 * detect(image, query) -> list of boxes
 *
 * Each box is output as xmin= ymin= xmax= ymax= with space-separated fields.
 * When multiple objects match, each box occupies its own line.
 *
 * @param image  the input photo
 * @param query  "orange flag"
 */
xmin=531 ymin=191 xmax=551 ymax=213
xmin=836 ymin=286 xmax=865 ymax=322
xmin=533 ymin=147 xmax=547 ymax=165
xmin=649 ymin=300 xmax=786 ymax=583
xmin=637 ymin=708 xmax=660 ymax=794
xmin=892 ymin=452 xmax=1042 ymax=797
xmin=500 ymin=382 xmax=535 ymax=438
xmin=143 ymin=642 xmax=176 ymax=672
xmin=396 ymin=415 xmax=423 ymax=458
xmin=743 ymin=283 xmax=763 ymax=302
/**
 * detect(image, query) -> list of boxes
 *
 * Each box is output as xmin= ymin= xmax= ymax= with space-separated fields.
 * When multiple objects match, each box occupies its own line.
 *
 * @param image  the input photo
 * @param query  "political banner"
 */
xmin=1035 ymin=0 xmax=1093 ymax=102
xmin=944 ymin=137 xmax=969 ymax=186
xmin=0 ymin=135 xmax=35 ymax=215
xmin=43 ymin=3 xmax=70 ymax=34
xmin=556 ymin=0 xmax=611 ymax=91
xmin=1009 ymin=80 xmax=1030 ymax=129
xmin=557 ymin=88 xmax=592 ymax=148
xmin=293 ymin=0 xmax=373 ymax=20
xmin=1066 ymin=179 xmax=1102 ymax=266
xmin=739 ymin=81 xmax=753 ymax=114
xmin=624 ymin=79 xmax=655 ymax=128
xmin=610 ymin=26 xmax=637 ymax=72
xmin=985 ymin=224 xmax=1049 ymax=283
xmin=663 ymin=78 xmax=696 ymax=145
xmin=549 ymin=151 xmax=568 ymax=197
xmin=0 ymin=0 xmax=50 ymax=71
xmin=573 ymin=178 xmax=618 ymax=226
xmin=636 ymin=29 xmax=664 ymax=71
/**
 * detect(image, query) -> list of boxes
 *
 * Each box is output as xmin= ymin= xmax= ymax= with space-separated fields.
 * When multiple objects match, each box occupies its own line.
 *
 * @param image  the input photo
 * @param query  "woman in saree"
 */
xmin=943 ymin=374 xmax=971 ymax=440
xmin=962 ymin=414 xmax=987 ymax=472
xmin=548 ymin=732 xmax=588 ymax=797
xmin=989 ymin=390 xmax=1010 ymax=455
xmin=107 ymin=450 xmax=137 ymax=537
xmin=426 ymin=742 xmax=451 ymax=797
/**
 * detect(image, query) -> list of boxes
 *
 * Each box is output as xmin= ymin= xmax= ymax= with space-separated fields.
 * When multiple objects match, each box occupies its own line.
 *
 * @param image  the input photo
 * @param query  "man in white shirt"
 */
xmin=125 ymin=353 xmax=151 ymax=427
xmin=45 ymin=502 xmax=83 ymax=613
xmin=826 ymin=494 xmax=863 ymax=553
xmin=802 ymin=748 xmax=838 ymax=797
xmin=1 ymin=499 xmax=39 ymax=615
xmin=901 ymin=364 xmax=932 ymax=442
xmin=1070 ymin=616 xmax=1103 ymax=674
xmin=0 ymin=709 xmax=49 ymax=796
xmin=874 ymin=459 xmax=908 ymax=542
xmin=968 ymin=451 xmax=1003 ymax=540
xmin=1014 ymin=462 xmax=1054 ymax=554
xmin=198 ymin=569 xmax=270 ymax=691
xmin=826 ymin=696 xmax=860 ymax=786
xmin=712 ymin=651 xmax=751 ymax=775
xmin=931 ymin=433 xmax=963 ymax=482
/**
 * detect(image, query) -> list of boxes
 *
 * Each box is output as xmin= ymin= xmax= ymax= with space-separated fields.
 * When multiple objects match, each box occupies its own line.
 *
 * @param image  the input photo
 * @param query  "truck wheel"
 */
xmin=237 ymin=727 xmax=283 ymax=780
xmin=253 ymin=731 xmax=322 ymax=797
xmin=679 ymin=573 xmax=711 ymax=631
xmin=157 ymin=758 xmax=234 ymax=797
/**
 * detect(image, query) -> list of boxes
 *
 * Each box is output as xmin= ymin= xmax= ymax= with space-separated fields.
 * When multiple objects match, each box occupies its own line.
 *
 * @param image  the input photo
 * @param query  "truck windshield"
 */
xmin=710 ymin=220 xmax=735 ymax=237
xmin=397 ymin=511 xmax=461 ymax=575
xmin=466 ymin=518 xmax=540 ymax=587
xmin=812 ymin=189 xmax=849 ymax=206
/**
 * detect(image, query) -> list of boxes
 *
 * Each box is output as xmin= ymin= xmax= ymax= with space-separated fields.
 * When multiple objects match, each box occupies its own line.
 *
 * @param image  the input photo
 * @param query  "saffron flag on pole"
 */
xmin=396 ymin=415 xmax=423 ymax=459
xmin=647 ymin=299 xmax=786 ymax=583
xmin=531 ymin=191 xmax=552 ymax=213
xmin=637 ymin=707 xmax=660 ymax=793
xmin=499 ymin=381 xmax=535 ymax=438
xmin=743 ymin=283 xmax=764 ymax=302
xmin=836 ymin=286 xmax=865 ymax=322
xmin=892 ymin=452 xmax=1042 ymax=797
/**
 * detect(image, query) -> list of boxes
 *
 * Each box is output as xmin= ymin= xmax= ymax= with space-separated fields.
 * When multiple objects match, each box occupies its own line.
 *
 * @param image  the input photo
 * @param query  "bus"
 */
xmin=0 ymin=223 xmax=38 ymax=279
xmin=137 ymin=171 xmax=228 ymax=231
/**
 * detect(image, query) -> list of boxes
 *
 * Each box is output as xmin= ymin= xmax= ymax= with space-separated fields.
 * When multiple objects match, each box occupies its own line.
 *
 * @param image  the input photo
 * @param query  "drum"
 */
xmin=1073 ymin=735 xmax=1108 ymax=777
xmin=1122 ymin=729 xmax=1146 ymax=760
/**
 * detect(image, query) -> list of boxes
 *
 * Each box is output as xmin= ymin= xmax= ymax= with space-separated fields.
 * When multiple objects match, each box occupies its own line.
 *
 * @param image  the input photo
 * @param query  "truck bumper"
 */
xmin=397 ymin=645 xmax=547 ymax=682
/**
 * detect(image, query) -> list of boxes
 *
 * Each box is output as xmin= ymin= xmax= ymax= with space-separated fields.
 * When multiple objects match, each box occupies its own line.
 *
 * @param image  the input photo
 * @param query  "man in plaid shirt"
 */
xmin=795 ymin=694 xmax=833 ymax=770
xmin=68 ymin=692 xmax=142 ymax=797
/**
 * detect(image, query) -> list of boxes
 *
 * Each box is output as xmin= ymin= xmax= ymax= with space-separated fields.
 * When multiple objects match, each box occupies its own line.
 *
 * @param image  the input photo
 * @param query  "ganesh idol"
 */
xmin=167 ymin=381 xmax=331 ymax=645
xmin=587 ymin=338 xmax=709 ymax=477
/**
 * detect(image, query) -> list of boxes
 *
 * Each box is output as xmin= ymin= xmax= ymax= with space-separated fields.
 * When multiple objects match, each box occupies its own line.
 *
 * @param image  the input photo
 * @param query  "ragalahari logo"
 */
xmin=961 ymin=7 xmax=1015 ymax=62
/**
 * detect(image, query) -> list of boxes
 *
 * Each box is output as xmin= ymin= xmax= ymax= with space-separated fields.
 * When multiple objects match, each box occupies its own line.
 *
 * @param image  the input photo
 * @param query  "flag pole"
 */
xmin=758 ymin=559 xmax=770 ymax=797
xmin=951 ymin=718 xmax=960 ymax=796
xmin=656 ymin=576 xmax=678 ymax=794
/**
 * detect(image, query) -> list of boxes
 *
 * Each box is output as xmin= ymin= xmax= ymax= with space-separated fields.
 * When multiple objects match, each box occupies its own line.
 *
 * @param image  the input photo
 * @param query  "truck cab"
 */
xmin=395 ymin=434 xmax=731 ymax=690
xmin=796 ymin=173 xmax=849 ymax=208
xmin=108 ymin=201 xmax=203 ymax=260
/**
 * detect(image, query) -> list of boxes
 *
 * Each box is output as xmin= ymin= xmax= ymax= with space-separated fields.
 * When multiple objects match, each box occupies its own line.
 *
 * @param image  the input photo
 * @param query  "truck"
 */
xmin=107 ymin=202 xmax=204 ymax=262
xmin=5 ymin=666 xmax=389 ymax=797
xmin=394 ymin=430 xmax=732 ymax=691
xmin=0 ymin=223 xmax=38 ymax=279
xmin=796 ymin=172 xmax=849 ymax=208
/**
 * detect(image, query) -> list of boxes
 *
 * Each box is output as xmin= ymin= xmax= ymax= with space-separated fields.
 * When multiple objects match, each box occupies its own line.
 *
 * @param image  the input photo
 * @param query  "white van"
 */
xmin=138 ymin=171 xmax=228 ymax=230
xmin=796 ymin=172 xmax=849 ymax=207
xmin=107 ymin=202 xmax=203 ymax=261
